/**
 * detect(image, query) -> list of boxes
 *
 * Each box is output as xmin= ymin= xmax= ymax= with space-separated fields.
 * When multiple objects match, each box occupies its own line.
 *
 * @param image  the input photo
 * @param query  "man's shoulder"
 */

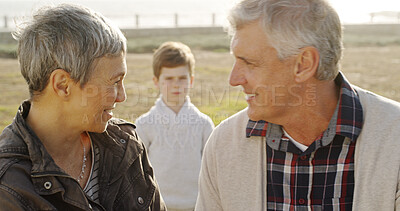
xmin=210 ymin=108 xmax=249 ymax=140
xmin=356 ymin=86 xmax=400 ymax=119
xmin=355 ymin=86 xmax=400 ymax=146
xmin=216 ymin=108 xmax=249 ymax=128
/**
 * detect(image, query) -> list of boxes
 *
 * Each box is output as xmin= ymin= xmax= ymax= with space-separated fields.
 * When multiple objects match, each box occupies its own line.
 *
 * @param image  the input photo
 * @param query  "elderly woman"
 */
xmin=0 ymin=4 xmax=166 ymax=210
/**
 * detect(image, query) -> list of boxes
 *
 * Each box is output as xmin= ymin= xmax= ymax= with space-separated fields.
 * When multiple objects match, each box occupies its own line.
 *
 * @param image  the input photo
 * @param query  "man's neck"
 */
xmin=281 ymin=80 xmax=340 ymax=146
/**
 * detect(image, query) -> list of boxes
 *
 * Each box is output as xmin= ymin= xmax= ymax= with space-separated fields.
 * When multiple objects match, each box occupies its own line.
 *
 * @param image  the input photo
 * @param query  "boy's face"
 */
xmin=153 ymin=65 xmax=193 ymax=107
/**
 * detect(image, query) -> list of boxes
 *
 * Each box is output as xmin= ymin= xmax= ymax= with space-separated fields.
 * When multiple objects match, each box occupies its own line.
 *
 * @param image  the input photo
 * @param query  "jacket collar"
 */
xmin=1 ymin=101 xmax=143 ymax=180
xmin=88 ymin=119 xmax=143 ymax=184
xmin=12 ymin=101 xmax=66 ymax=177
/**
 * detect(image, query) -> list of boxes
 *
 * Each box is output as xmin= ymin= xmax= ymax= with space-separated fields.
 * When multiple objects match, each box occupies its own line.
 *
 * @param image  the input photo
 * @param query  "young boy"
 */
xmin=135 ymin=41 xmax=214 ymax=211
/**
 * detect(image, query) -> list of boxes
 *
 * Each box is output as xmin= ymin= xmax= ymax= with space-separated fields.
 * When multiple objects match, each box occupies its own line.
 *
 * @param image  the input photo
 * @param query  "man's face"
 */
xmin=154 ymin=65 xmax=193 ymax=108
xmin=71 ymin=55 xmax=127 ymax=133
xmin=229 ymin=21 xmax=297 ymax=122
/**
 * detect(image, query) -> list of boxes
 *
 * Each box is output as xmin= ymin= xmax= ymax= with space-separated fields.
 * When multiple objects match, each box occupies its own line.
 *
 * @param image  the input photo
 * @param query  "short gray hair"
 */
xmin=13 ymin=4 xmax=127 ymax=97
xmin=228 ymin=0 xmax=342 ymax=80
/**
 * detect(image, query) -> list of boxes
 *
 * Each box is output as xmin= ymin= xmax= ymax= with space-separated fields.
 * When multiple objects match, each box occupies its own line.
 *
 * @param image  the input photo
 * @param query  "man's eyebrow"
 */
xmin=237 ymin=56 xmax=255 ymax=63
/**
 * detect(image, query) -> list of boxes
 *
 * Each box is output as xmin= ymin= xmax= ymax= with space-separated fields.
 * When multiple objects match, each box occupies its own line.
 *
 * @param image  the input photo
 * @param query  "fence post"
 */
xmin=135 ymin=14 xmax=139 ymax=28
xmin=212 ymin=13 xmax=216 ymax=26
xmin=4 ymin=16 xmax=7 ymax=28
xmin=174 ymin=13 xmax=178 ymax=28
xmin=398 ymin=12 xmax=400 ymax=23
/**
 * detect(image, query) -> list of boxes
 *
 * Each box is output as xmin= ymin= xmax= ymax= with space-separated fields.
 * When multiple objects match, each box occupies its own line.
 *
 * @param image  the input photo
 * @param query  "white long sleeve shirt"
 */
xmin=135 ymin=96 xmax=214 ymax=210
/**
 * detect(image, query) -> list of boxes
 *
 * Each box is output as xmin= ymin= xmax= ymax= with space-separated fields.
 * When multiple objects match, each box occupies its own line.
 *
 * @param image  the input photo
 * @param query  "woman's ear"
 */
xmin=49 ymin=69 xmax=72 ymax=98
xmin=293 ymin=46 xmax=320 ymax=83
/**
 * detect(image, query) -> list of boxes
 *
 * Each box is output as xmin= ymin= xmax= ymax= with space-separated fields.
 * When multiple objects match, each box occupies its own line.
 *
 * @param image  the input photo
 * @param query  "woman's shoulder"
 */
xmin=0 ymin=156 xmax=33 ymax=197
xmin=108 ymin=118 xmax=137 ymax=134
xmin=0 ymin=125 xmax=31 ymax=179
xmin=100 ymin=118 xmax=144 ymax=152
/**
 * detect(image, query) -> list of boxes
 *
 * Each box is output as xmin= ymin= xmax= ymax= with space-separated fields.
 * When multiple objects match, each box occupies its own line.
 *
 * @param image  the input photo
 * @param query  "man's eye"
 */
xmin=244 ymin=60 xmax=252 ymax=65
xmin=238 ymin=57 xmax=252 ymax=66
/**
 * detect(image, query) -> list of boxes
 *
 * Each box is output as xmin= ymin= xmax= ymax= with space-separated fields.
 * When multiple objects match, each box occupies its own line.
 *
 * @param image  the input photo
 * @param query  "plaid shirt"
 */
xmin=246 ymin=73 xmax=363 ymax=210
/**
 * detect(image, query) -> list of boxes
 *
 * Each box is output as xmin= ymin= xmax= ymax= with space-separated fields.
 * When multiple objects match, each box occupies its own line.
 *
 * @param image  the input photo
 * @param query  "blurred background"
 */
xmin=0 ymin=0 xmax=399 ymax=131
xmin=0 ymin=0 xmax=399 ymax=29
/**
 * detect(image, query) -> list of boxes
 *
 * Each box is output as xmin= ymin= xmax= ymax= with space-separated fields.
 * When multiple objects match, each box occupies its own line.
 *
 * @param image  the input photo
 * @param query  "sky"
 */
xmin=0 ymin=0 xmax=399 ymax=27
xmin=329 ymin=0 xmax=400 ymax=23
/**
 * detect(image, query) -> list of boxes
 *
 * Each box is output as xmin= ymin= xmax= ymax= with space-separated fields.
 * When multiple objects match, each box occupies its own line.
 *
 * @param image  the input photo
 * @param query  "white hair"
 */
xmin=228 ymin=0 xmax=343 ymax=80
xmin=13 ymin=4 xmax=127 ymax=97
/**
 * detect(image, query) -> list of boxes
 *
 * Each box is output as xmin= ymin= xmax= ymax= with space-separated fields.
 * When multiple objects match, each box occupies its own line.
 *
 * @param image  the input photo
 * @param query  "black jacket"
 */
xmin=0 ymin=101 xmax=166 ymax=210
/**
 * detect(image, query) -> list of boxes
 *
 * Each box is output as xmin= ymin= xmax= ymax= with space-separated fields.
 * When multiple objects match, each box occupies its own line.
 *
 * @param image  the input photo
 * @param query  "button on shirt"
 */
xmin=246 ymin=73 xmax=363 ymax=210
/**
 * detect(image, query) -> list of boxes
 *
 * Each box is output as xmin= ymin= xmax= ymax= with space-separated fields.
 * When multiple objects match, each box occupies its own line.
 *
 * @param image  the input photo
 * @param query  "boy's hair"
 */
xmin=152 ymin=42 xmax=195 ymax=79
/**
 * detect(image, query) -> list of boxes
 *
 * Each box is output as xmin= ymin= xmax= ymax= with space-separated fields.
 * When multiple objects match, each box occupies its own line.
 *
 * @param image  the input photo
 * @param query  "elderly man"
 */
xmin=196 ymin=0 xmax=400 ymax=210
xmin=0 ymin=4 xmax=166 ymax=210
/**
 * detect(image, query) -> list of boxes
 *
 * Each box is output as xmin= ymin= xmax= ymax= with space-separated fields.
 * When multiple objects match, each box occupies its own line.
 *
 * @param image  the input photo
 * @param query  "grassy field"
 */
xmin=1 ymin=24 xmax=400 ymax=132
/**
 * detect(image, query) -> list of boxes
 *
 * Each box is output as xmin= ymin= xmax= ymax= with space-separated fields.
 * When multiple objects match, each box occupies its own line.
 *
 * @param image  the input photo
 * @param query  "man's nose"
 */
xmin=229 ymin=63 xmax=246 ymax=86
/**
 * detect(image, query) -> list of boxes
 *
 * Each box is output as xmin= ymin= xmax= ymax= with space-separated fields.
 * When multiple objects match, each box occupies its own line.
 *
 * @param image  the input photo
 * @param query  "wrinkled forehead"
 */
xmin=230 ymin=21 xmax=272 ymax=53
xmin=89 ymin=55 xmax=127 ymax=79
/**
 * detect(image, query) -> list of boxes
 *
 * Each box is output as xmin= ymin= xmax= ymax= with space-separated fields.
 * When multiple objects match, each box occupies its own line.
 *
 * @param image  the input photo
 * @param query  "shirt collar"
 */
xmin=246 ymin=72 xmax=363 ymax=142
xmin=155 ymin=95 xmax=191 ymax=116
xmin=334 ymin=72 xmax=363 ymax=141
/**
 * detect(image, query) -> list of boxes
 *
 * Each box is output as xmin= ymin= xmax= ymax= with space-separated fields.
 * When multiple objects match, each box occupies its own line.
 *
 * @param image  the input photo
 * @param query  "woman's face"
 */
xmin=69 ymin=55 xmax=127 ymax=133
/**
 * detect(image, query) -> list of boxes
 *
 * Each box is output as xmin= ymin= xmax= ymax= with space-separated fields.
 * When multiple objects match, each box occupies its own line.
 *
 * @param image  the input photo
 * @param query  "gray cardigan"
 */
xmin=196 ymin=87 xmax=400 ymax=211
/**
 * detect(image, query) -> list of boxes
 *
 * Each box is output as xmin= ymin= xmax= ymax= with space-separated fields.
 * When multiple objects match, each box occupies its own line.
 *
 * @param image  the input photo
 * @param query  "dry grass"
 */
xmin=2 ymin=22 xmax=400 ymax=132
xmin=1 ymin=45 xmax=400 ymax=132
xmin=114 ymin=50 xmax=244 ymax=126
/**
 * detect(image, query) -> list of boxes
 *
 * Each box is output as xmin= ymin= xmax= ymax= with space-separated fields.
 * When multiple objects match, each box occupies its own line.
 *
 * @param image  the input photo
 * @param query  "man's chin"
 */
xmin=247 ymin=107 xmax=261 ymax=121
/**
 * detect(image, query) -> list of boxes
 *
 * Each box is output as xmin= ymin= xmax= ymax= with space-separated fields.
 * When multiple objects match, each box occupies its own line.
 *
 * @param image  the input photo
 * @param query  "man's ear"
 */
xmin=153 ymin=76 xmax=159 ymax=88
xmin=49 ymin=69 xmax=72 ymax=98
xmin=293 ymin=46 xmax=320 ymax=83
